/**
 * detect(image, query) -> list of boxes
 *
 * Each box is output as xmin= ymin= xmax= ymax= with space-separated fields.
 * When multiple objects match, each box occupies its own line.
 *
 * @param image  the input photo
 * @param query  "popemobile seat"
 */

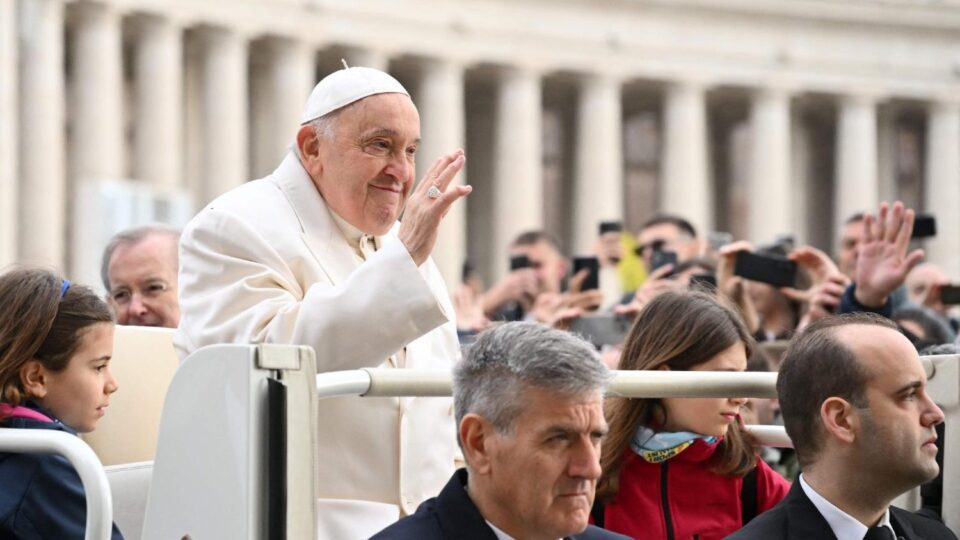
xmin=81 ymin=325 xmax=178 ymax=465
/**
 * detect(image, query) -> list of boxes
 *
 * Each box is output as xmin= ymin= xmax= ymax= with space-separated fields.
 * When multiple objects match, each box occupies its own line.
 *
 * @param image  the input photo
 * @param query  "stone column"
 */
xmin=662 ymin=80 xmax=711 ymax=235
xmin=748 ymin=87 xmax=792 ymax=243
xmin=133 ymin=14 xmax=182 ymax=188
xmin=572 ymin=74 xmax=623 ymax=255
xmin=924 ymin=100 xmax=960 ymax=277
xmin=197 ymin=26 xmax=248 ymax=203
xmin=69 ymin=2 xmax=124 ymax=184
xmin=834 ymin=94 xmax=879 ymax=228
xmin=491 ymin=67 xmax=543 ymax=279
xmin=250 ymin=37 xmax=313 ymax=178
xmin=417 ymin=59 xmax=466 ymax=291
xmin=0 ymin=0 xmax=17 ymax=266
xmin=18 ymin=0 xmax=65 ymax=268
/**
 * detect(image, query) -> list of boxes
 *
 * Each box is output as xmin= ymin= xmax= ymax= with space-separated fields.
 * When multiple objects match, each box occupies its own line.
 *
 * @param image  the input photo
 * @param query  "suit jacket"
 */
xmin=370 ymin=469 xmax=632 ymax=540
xmin=726 ymin=480 xmax=958 ymax=540
xmin=176 ymin=151 xmax=461 ymax=539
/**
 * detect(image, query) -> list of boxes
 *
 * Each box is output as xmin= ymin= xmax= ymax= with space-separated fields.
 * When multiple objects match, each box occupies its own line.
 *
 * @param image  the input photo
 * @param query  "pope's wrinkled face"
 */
xmin=304 ymin=93 xmax=420 ymax=236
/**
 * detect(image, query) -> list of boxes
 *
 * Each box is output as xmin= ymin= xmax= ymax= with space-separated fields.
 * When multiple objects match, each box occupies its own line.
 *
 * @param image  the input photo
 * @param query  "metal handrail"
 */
xmin=0 ymin=428 xmax=113 ymax=540
xmin=316 ymin=368 xmax=780 ymax=399
xmin=316 ymin=368 xmax=790 ymax=447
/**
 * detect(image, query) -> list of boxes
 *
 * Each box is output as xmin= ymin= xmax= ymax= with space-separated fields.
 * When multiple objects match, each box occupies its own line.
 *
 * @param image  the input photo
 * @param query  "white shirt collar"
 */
xmin=484 ymin=520 xmax=564 ymax=540
xmin=485 ymin=520 xmax=516 ymax=540
xmin=328 ymin=209 xmax=379 ymax=254
xmin=799 ymin=474 xmax=896 ymax=540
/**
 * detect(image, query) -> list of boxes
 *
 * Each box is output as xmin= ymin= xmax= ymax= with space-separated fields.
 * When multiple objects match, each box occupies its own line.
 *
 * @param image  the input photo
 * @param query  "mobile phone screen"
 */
xmin=912 ymin=215 xmax=937 ymax=239
xmin=940 ymin=285 xmax=960 ymax=305
xmin=733 ymin=251 xmax=798 ymax=288
xmin=510 ymin=254 xmax=532 ymax=271
xmin=572 ymin=256 xmax=600 ymax=291
xmin=649 ymin=250 xmax=678 ymax=273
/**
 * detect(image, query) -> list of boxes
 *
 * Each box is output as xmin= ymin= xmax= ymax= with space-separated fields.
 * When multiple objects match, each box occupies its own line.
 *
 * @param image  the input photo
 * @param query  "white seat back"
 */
xmin=106 ymin=461 xmax=153 ymax=540
xmin=81 ymin=326 xmax=178 ymax=465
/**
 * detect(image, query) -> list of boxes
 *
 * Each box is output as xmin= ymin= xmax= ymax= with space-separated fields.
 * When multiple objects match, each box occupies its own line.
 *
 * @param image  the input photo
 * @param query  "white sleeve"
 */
xmin=174 ymin=207 xmax=449 ymax=371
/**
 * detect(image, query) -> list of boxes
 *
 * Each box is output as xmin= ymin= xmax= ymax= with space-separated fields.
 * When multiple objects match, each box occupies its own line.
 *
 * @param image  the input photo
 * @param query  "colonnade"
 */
xmin=3 ymin=0 xmax=959 ymax=288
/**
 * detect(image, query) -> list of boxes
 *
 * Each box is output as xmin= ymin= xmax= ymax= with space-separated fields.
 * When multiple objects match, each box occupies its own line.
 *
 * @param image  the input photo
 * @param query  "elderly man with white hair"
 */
xmin=175 ymin=66 xmax=470 ymax=538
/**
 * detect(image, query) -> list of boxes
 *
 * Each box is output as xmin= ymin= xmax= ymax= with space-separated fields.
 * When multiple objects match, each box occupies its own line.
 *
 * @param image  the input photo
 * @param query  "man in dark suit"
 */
xmin=728 ymin=312 xmax=957 ymax=540
xmin=371 ymin=322 xmax=629 ymax=540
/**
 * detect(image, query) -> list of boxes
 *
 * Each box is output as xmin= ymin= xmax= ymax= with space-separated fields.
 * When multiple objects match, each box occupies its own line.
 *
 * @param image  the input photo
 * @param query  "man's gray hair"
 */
xmin=100 ymin=224 xmax=181 ymax=290
xmin=453 ymin=322 xmax=610 ymax=440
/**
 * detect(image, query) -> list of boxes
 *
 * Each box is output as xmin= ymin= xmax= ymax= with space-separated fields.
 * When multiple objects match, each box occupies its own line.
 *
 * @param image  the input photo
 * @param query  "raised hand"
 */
xmin=853 ymin=201 xmax=924 ymax=308
xmin=398 ymin=150 xmax=471 ymax=266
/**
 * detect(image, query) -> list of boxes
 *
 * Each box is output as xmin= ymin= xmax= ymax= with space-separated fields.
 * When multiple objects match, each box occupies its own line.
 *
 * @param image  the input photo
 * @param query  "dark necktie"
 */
xmin=863 ymin=526 xmax=894 ymax=540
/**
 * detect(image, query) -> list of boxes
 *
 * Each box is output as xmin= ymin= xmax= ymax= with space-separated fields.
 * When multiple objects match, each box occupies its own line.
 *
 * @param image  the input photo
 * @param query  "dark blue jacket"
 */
xmin=371 ymin=468 xmax=630 ymax=540
xmin=0 ymin=402 xmax=124 ymax=540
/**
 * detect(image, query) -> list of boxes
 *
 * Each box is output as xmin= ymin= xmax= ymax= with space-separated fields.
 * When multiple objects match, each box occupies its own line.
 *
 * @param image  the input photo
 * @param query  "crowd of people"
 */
xmin=1 ymin=64 xmax=958 ymax=540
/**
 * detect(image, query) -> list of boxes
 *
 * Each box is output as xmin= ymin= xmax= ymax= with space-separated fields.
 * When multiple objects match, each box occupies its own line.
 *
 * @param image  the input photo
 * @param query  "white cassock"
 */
xmin=175 ymin=150 xmax=459 ymax=539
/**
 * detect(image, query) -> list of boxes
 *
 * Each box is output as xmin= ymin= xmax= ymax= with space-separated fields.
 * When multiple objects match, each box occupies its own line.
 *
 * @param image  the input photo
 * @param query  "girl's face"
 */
xmin=35 ymin=322 xmax=118 ymax=432
xmin=659 ymin=342 xmax=748 ymax=436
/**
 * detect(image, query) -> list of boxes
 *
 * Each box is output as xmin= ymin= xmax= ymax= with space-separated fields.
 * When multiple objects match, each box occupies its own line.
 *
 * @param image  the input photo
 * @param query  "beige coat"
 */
xmin=175 ymin=151 xmax=460 ymax=539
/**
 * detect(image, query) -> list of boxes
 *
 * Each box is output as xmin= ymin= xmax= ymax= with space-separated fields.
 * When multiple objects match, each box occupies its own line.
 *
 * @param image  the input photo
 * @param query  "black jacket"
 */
xmin=726 ymin=480 xmax=957 ymax=540
xmin=371 ymin=468 xmax=630 ymax=540
xmin=0 ymin=402 xmax=124 ymax=540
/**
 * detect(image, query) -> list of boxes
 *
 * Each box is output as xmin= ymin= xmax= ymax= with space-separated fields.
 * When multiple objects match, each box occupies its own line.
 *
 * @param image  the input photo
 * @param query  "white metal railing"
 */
xmin=0 ymin=427 xmax=113 ymax=540
xmin=315 ymin=369 xmax=785 ymax=448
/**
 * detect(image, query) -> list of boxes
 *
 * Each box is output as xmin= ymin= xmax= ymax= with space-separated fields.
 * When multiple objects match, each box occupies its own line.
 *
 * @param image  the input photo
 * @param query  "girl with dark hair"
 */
xmin=0 ymin=267 xmax=123 ymax=539
xmin=595 ymin=290 xmax=789 ymax=539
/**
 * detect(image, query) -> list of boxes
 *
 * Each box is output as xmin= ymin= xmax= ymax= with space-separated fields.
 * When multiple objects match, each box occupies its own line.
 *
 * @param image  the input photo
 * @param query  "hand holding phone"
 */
xmin=572 ymin=256 xmax=600 ymax=291
xmin=650 ymin=250 xmax=678 ymax=274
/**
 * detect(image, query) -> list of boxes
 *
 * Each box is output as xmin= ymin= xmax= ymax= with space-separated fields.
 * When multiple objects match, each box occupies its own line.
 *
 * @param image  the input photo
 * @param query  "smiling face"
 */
xmin=660 ymin=342 xmax=748 ymax=436
xmin=107 ymin=233 xmax=180 ymax=328
xmin=844 ymin=325 xmax=944 ymax=489
xmin=299 ymin=93 xmax=420 ymax=236
xmin=477 ymin=387 xmax=607 ymax=540
xmin=32 ymin=322 xmax=118 ymax=433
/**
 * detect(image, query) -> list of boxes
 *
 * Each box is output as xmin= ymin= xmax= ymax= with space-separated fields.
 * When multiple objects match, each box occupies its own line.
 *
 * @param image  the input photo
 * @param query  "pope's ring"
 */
xmin=426 ymin=186 xmax=442 ymax=199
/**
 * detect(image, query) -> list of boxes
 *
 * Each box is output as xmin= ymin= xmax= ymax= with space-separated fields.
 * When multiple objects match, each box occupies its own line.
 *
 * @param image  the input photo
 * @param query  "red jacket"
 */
xmin=601 ymin=439 xmax=790 ymax=540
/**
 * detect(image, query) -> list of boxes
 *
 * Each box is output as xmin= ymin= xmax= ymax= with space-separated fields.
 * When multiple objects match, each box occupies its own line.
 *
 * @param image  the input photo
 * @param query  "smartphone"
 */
xmin=940 ymin=285 xmax=960 ymax=305
xmin=572 ymin=256 xmax=600 ymax=291
xmin=689 ymin=273 xmax=718 ymax=291
xmin=912 ymin=215 xmax=937 ymax=239
xmin=733 ymin=251 xmax=798 ymax=288
xmin=568 ymin=314 xmax=632 ymax=348
xmin=649 ymin=250 xmax=678 ymax=273
xmin=599 ymin=221 xmax=623 ymax=235
xmin=510 ymin=254 xmax=532 ymax=271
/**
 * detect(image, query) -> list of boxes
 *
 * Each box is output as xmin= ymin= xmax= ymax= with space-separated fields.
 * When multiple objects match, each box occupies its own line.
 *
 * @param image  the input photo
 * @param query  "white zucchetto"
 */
xmin=300 ymin=66 xmax=409 ymax=124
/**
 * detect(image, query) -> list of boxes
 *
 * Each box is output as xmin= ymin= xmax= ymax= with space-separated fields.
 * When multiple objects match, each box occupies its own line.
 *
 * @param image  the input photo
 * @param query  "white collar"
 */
xmin=799 ymin=474 xmax=896 ymax=540
xmin=327 ymin=208 xmax=379 ymax=253
xmin=484 ymin=519 xmax=563 ymax=540
xmin=485 ymin=520 xmax=516 ymax=540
